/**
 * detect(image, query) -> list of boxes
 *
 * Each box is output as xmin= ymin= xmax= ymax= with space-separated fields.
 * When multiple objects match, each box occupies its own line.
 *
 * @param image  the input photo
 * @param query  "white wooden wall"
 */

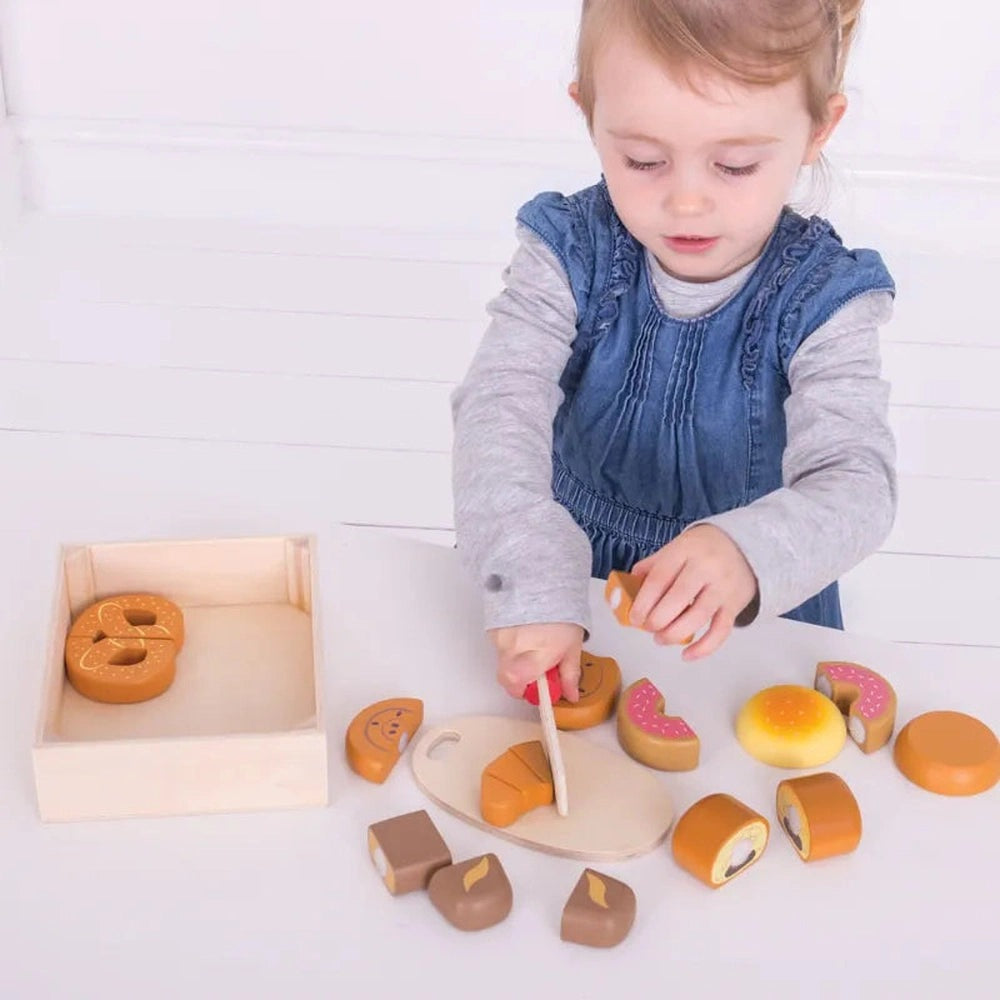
xmin=0 ymin=1 xmax=998 ymax=657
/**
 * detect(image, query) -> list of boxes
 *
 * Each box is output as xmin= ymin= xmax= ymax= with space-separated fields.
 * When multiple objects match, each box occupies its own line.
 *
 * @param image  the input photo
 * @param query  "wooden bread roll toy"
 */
xmin=815 ymin=661 xmax=897 ymax=753
xmin=553 ymin=652 xmax=621 ymax=731
xmin=561 ymin=869 xmax=636 ymax=948
xmin=345 ymin=697 xmax=424 ymax=783
xmin=775 ymin=772 xmax=862 ymax=862
xmin=736 ymin=684 xmax=846 ymax=768
xmin=893 ymin=711 xmax=1000 ymax=796
xmin=427 ymin=854 xmax=513 ymax=931
xmin=672 ymin=793 xmax=769 ymax=888
xmin=367 ymin=810 xmax=452 ymax=895
xmin=604 ymin=570 xmax=642 ymax=626
xmin=617 ymin=677 xmax=699 ymax=770
xmin=64 ymin=593 xmax=185 ymax=704
xmin=480 ymin=740 xmax=553 ymax=827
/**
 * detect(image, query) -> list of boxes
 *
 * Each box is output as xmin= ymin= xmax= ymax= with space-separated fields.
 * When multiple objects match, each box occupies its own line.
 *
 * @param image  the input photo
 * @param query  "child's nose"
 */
xmin=665 ymin=185 xmax=712 ymax=217
xmin=664 ymin=171 xmax=712 ymax=217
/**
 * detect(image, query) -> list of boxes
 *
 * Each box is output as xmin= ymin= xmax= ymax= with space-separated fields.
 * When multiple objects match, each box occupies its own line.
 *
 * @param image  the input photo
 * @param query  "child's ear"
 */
xmin=803 ymin=93 xmax=848 ymax=165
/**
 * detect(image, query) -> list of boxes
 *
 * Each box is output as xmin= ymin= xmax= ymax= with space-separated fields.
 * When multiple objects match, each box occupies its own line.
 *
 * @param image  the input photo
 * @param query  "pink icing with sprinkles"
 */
xmin=626 ymin=680 xmax=695 ymax=739
xmin=821 ymin=662 xmax=890 ymax=719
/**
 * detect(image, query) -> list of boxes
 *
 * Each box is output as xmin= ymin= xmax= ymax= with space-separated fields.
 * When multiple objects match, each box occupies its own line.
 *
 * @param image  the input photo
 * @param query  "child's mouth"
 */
xmin=664 ymin=236 xmax=719 ymax=254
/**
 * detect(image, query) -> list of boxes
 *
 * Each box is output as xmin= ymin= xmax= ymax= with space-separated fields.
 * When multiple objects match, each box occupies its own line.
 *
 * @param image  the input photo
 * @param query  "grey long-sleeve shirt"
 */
xmin=451 ymin=224 xmax=896 ymax=634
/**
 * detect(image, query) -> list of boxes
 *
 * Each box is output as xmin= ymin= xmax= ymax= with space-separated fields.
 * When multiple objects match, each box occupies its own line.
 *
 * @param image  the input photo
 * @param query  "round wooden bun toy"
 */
xmin=64 ymin=593 xmax=185 ymax=704
xmin=893 ymin=711 xmax=1000 ymax=796
xmin=775 ymin=772 xmax=862 ymax=862
xmin=736 ymin=685 xmax=846 ymax=768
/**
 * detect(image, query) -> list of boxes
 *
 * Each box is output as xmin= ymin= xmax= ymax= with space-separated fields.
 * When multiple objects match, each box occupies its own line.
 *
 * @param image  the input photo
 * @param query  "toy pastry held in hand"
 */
xmin=64 ymin=593 xmax=184 ymax=704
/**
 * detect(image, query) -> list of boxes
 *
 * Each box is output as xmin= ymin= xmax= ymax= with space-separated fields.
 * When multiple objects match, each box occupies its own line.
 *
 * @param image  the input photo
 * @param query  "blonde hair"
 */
xmin=575 ymin=0 xmax=865 ymax=127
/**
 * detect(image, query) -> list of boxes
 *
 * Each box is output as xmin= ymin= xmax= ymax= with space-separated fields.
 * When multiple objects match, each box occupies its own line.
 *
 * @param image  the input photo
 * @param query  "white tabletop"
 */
xmin=4 ymin=525 xmax=1000 ymax=998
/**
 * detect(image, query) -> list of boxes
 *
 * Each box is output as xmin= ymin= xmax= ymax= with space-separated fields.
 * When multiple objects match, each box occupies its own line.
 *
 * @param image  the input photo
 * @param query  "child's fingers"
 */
xmin=644 ymin=565 xmax=702 ymax=633
xmin=496 ymin=649 xmax=551 ymax=698
xmin=557 ymin=648 xmax=582 ymax=703
xmin=654 ymin=588 xmax=716 ymax=646
xmin=630 ymin=553 xmax=685 ymax=627
xmin=680 ymin=610 xmax=734 ymax=661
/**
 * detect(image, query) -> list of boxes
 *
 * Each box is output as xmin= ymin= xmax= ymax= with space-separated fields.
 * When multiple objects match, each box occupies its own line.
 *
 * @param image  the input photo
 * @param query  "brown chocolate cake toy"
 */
xmin=427 ymin=854 xmax=513 ymax=931
xmin=367 ymin=810 xmax=452 ymax=895
xmin=560 ymin=869 xmax=636 ymax=947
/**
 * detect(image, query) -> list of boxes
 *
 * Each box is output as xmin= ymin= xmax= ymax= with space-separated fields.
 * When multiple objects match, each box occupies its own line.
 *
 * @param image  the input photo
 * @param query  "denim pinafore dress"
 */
xmin=517 ymin=180 xmax=894 ymax=629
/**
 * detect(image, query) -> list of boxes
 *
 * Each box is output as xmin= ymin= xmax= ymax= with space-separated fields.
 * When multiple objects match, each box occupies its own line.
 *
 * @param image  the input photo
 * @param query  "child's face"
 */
xmin=587 ymin=32 xmax=837 ymax=283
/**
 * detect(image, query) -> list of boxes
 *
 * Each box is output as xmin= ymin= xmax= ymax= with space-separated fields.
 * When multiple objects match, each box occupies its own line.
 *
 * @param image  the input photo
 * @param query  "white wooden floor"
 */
xmin=0 ymin=207 xmax=998 ymax=720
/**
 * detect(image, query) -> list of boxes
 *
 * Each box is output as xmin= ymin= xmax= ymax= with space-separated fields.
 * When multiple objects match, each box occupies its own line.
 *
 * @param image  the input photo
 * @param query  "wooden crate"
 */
xmin=33 ymin=534 xmax=329 ymax=821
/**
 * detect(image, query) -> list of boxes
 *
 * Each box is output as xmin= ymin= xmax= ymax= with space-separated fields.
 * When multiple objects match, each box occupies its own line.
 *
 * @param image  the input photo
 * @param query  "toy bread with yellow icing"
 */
xmin=736 ymin=684 xmax=846 ymax=768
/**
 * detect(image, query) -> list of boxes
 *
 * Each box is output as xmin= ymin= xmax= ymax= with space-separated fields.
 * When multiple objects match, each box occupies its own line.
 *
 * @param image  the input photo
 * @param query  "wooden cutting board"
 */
xmin=410 ymin=715 xmax=674 ymax=861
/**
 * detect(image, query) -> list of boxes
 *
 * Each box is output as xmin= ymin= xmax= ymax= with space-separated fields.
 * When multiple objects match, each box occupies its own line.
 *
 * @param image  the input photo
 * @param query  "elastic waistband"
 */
xmin=552 ymin=459 xmax=686 ymax=550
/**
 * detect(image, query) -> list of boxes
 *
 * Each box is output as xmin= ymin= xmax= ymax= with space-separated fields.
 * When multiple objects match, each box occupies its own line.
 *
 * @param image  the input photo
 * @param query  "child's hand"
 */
xmin=487 ymin=622 xmax=585 ymax=702
xmin=628 ymin=525 xmax=757 ymax=661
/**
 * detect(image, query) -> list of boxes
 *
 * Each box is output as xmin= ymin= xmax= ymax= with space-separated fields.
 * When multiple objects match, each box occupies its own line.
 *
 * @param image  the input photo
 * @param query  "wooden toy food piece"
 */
xmin=480 ymin=740 xmax=553 ymax=827
xmin=553 ymin=652 xmax=621 ymax=731
xmin=427 ymin=854 xmax=513 ymax=931
xmin=617 ymin=677 xmax=699 ymax=770
xmin=412 ymin=716 xmax=674 ymax=860
xmin=367 ymin=809 xmax=452 ymax=895
xmin=345 ymin=697 xmax=424 ymax=783
xmin=736 ymin=684 xmax=846 ymax=768
xmin=67 ymin=592 xmax=186 ymax=648
xmin=64 ymin=593 xmax=185 ymax=704
xmin=560 ymin=869 xmax=636 ymax=948
xmin=893 ymin=711 xmax=1000 ymax=796
xmin=815 ymin=661 xmax=897 ymax=753
xmin=775 ymin=772 xmax=862 ymax=862
xmin=604 ymin=570 xmax=642 ymax=626
xmin=672 ymin=793 xmax=769 ymax=889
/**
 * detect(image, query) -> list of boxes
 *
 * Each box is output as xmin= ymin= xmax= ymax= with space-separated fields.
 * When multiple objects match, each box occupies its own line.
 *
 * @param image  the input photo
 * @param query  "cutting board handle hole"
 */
xmin=426 ymin=732 xmax=461 ymax=760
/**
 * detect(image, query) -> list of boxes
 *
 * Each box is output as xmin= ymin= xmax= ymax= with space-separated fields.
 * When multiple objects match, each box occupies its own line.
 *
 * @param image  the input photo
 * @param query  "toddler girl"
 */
xmin=452 ymin=0 xmax=895 ymax=701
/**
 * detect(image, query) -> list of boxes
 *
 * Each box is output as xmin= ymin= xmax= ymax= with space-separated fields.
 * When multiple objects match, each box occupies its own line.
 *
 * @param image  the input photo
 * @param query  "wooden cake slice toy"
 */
xmin=367 ymin=809 xmax=452 ymax=895
xmin=427 ymin=854 xmax=513 ymax=931
xmin=346 ymin=697 xmax=424 ymax=783
xmin=775 ymin=772 xmax=862 ymax=862
xmin=893 ymin=710 xmax=1000 ymax=796
xmin=672 ymin=793 xmax=769 ymax=888
xmin=560 ymin=869 xmax=636 ymax=948
xmin=736 ymin=684 xmax=846 ymax=768
xmin=815 ymin=661 xmax=897 ymax=752
xmin=617 ymin=677 xmax=699 ymax=770
xmin=64 ymin=592 xmax=185 ymax=704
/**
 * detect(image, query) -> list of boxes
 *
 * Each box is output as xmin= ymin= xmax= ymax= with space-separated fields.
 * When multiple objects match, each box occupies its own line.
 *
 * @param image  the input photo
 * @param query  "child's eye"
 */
xmin=717 ymin=162 xmax=759 ymax=177
xmin=625 ymin=156 xmax=663 ymax=172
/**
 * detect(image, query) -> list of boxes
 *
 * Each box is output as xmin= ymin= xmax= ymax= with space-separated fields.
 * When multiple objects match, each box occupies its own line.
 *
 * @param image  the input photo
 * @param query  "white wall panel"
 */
xmin=2 ymin=1 xmax=997 ymax=167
